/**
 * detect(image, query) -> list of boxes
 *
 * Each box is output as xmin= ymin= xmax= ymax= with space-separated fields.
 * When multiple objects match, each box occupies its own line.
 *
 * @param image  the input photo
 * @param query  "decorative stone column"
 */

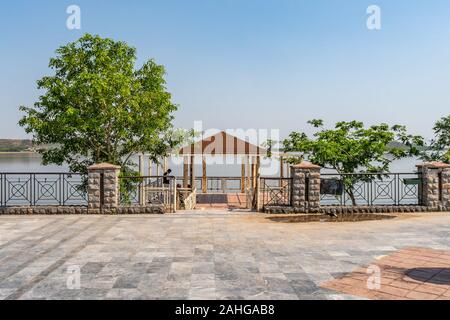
xmin=416 ymin=162 xmax=450 ymax=210
xmin=290 ymin=162 xmax=321 ymax=213
xmin=87 ymin=163 xmax=121 ymax=214
xmin=443 ymin=166 xmax=450 ymax=209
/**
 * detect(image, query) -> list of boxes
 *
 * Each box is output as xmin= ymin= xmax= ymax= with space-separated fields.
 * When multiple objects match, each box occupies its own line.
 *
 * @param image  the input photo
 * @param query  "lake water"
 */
xmin=0 ymin=153 xmax=421 ymax=176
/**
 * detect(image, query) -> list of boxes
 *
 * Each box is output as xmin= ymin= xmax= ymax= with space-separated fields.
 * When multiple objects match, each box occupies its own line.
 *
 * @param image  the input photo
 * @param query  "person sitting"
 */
xmin=163 ymin=169 xmax=172 ymax=186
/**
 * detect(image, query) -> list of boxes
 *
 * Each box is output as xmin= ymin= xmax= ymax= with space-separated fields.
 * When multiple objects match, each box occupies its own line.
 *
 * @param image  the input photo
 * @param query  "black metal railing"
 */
xmin=119 ymin=176 xmax=176 ymax=212
xmin=0 ymin=173 xmax=87 ymax=207
xmin=320 ymin=172 xmax=422 ymax=206
xmin=260 ymin=177 xmax=292 ymax=208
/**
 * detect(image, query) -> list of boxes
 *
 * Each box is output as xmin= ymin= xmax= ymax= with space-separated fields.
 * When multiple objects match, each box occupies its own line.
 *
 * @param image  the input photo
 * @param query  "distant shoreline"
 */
xmin=0 ymin=151 xmax=38 ymax=155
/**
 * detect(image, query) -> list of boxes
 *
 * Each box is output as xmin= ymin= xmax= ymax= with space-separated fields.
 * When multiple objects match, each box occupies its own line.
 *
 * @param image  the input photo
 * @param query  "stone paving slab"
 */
xmin=0 ymin=212 xmax=449 ymax=300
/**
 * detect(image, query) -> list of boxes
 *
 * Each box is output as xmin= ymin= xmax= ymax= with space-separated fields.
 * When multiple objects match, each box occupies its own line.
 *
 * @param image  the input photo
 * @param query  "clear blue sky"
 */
xmin=1 ymin=0 xmax=449 ymax=139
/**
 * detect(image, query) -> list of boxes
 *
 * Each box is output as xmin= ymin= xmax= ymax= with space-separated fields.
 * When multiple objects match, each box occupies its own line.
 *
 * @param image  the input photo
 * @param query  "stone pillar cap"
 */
xmin=416 ymin=162 xmax=450 ymax=169
xmin=88 ymin=163 xmax=121 ymax=170
xmin=291 ymin=162 xmax=321 ymax=169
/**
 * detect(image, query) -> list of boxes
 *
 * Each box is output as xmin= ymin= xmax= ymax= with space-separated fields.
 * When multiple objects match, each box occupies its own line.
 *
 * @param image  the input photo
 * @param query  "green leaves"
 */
xmin=307 ymin=119 xmax=324 ymax=128
xmin=284 ymin=120 xmax=422 ymax=174
xmin=421 ymin=115 xmax=450 ymax=164
xmin=19 ymin=34 xmax=178 ymax=176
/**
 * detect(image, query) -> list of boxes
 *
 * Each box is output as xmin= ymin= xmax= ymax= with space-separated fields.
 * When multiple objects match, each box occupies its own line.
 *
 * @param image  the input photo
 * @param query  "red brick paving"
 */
xmin=321 ymin=247 xmax=450 ymax=300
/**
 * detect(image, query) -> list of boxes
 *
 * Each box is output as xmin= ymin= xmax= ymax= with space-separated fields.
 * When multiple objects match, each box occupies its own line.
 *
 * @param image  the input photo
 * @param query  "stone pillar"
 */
xmin=416 ymin=162 xmax=450 ymax=210
xmin=87 ymin=163 xmax=121 ymax=214
xmin=443 ymin=166 xmax=450 ymax=209
xmin=290 ymin=162 xmax=321 ymax=213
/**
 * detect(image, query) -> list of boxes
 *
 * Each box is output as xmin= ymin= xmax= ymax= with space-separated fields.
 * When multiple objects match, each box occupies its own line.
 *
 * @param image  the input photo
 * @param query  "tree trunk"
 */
xmin=347 ymin=189 xmax=357 ymax=206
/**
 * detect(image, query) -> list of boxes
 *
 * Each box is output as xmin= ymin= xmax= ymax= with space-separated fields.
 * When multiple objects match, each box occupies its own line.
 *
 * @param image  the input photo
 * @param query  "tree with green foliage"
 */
xmin=19 ymin=34 xmax=183 ymax=177
xmin=283 ymin=120 xmax=424 ymax=205
xmin=421 ymin=115 xmax=450 ymax=163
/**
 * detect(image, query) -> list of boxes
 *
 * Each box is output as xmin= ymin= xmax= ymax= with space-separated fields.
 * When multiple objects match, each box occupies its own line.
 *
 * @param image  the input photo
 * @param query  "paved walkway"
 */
xmin=0 ymin=212 xmax=449 ymax=300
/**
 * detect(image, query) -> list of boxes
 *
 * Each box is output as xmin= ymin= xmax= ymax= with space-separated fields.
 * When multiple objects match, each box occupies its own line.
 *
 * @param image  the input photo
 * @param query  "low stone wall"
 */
xmin=264 ymin=205 xmax=449 ymax=215
xmin=264 ymin=206 xmax=298 ymax=214
xmin=116 ymin=205 xmax=164 ymax=215
xmin=0 ymin=206 xmax=88 ymax=215
xmin=0 ymin=205 xmax=165 ymax=215
xmin=320 ymin=205 xmax=446 ymax=214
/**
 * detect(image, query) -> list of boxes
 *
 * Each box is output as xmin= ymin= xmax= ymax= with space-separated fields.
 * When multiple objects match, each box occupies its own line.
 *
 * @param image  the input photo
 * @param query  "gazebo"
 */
xmin=177 ymin=131 xmax=266 ymax=195
xmin=137 ymin=130 xmax=290 ymax=210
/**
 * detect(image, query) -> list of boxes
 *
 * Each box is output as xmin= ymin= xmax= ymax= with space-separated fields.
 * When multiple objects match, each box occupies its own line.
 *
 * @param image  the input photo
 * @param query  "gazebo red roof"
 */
xmin=177 ymin=131 xmax=266 ymax=156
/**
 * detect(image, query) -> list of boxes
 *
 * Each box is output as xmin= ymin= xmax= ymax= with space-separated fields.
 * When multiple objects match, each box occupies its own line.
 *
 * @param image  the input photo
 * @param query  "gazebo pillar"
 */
xmin=190 ymin=155 xmax=195 ymax=190
xmin=246 ymin=156 xmax=251 ymax=191
xmin=163 ymin=157 xmax=168 ymax=173
xmin=148 ymin=158 xmax=153 ymax=176
xmin=138 ymin=154 xmax=145 ymax=205
xmin=251 ymin=156 xmax=257 ymax=189
xmin=183 ymin=157 xmax=189 ymax=188
xmin=256 ymin=155 xmax=261 ymax=176
xmin=280 ymin=156 xmax=284 ymax=187
xmin=156 ymin=158 xmax=160 ymax=177
xmin=255 ymin=155 xmax=261 ymax=210
xmin=139 ymin=154 xmax=144 ymax=175
xmin=241 ymin=156 xmax=245 ymax=193
xmin=202 ymin=156 xmax=207 ymax=193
